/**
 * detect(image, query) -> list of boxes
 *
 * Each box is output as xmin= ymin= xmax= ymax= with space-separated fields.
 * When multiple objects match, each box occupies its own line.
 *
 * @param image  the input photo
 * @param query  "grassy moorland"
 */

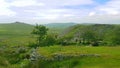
xmin=0 ymin=22 xmax=72 ymax=46
xmin=34 ymin=46 xmax=120 ymax=68
xmin=0 ymin=23 xmax=34 ymax=46
xmin=0 ymin=23 xmax=120 ymax=68
xmin=0 ymin=45 xmax=120 ymax=68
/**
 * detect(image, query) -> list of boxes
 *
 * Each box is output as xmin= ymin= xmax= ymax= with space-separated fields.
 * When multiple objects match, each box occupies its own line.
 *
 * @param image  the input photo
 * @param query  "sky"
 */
xmin=0 ymin=0 xmax=120 ymax=24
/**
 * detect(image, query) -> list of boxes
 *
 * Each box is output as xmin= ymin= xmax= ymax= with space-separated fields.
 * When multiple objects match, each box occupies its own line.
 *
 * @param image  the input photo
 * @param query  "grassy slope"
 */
xmin=44 ymin=23 xmax=77 ymax=34
xmin=0 ymin=23 xmax=74 ymax=46
xmin=0 ymin=23 xmax=33 ymax=36
xmin=0 ymin=23 xmax=34 ymax=46
xmin=36 ymin=46 xmax=120 ymax=68
xmin=0 ymin=23 xmax=76 ymax=38
xmin=60 ymin=24 xmax=116 ymax=39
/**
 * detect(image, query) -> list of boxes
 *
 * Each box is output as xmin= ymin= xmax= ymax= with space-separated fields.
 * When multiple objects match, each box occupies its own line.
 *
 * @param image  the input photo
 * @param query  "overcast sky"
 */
xmin=0 ymin=0 xmax=120 ymax=24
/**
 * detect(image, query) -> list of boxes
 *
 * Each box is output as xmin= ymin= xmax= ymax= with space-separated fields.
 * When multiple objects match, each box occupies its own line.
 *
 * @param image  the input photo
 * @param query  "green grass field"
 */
xmin=1 ymin=45 xmax=120 ymax=68
xmin=34 ymin=46 xmax=120 ymax=68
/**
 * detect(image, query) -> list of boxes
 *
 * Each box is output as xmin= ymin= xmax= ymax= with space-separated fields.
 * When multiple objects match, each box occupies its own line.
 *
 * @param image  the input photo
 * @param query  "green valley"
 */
xmin=0 ymin=22 xmax=120 ymax=68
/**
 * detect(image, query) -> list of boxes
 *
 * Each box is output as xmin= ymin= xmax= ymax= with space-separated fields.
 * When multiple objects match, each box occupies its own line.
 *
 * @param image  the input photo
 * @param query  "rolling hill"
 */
xmin=44 ymin=23 xmax=77 ymax=34
xmin=0 ymin=22 xmax=33 ymax=35
xmin=0 ymin=22 xmax=76 ymax=46
xmin=0 ymin=22 xmax=77 ymax=37
xmin=0 ymin=22 xmax=34 ymax=39
xmin=44 ymin=23 xmax=77 ymax=28
xmin=0 ymin=22 xmax=34 ymax=46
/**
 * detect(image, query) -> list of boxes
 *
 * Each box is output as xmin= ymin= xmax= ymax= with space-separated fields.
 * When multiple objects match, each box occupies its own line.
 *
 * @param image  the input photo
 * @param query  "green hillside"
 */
xmin=59 ymin=24 xmax=120 ymax=46
xmin=44 ymin=23 xmax=77 ymax=33
xmin=61 ymin=24 xmax=115 ymax=37
xmin=44 ymin=23 xmax=76 ymax=28
xmin=0 ymin=22 xmax=34 ymax=46
xmin=0 ymin=22 xmax=76 ymax=46
xmin=0 ymin=22 xmax=76 ymax=38
xmin=0 ymin=22 xmax=33 ymax=35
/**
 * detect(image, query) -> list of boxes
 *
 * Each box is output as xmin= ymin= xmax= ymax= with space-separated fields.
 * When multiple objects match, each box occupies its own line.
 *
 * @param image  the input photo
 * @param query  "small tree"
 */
xmin=31 ymin=24 xmax=48 ymax=47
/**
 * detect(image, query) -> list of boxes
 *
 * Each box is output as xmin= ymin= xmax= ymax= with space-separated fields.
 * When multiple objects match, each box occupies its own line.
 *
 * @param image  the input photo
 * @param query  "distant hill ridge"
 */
xmin=0 ymin=22 xmax=78 ymax=36
xmin=0 ymin=22 xmax=34 ymax=36
xmin=43 ymin=23 xmax=77 ymax=28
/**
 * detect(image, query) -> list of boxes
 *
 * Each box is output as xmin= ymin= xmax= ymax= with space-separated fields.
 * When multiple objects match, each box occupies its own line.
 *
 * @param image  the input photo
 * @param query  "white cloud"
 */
xmin=86 ymin=0 xmax=120 ymax=24
xmin=0 ymin=0 xmax=120 ymax=24
xmin=33 ymin=8 xmax=76 ymax=20
xmin=35 ymin=0 xmax=94 ymax=7
xmin=100 ymin=8 xmax=119 ymax=15
xmin=30 ymin=0 xmax=95 ymax=21
xmin=0 ymin=0 xmax=16 ymax=16
xmin=63 ymin=14 xmax=75 ymax=17
xmin=31 ymin=8 xmax=69 ymax=19
xmin=48 ymin=9 xmax=67 ymax=13
xmin=80 ymin=14 xmax=120 ymax=24
xmin=0 ymin=0 xmax=94 ymax=23
xmin=89 ymin=12 xmax=96 ymax=16
xmin=62 ymin=0 xmax=94 ymax=6
xmin=35 ymin=13 xmax=60 ymax=20
xmin=0 ymin=8 xmax=16 ymax=16
xmin=92 ymin=0 xmax=120 ymax=15
xmin=0 ymin=0 xmax=9 ymax=8
xmin=10 ymin=0 xmax=45 ymax=7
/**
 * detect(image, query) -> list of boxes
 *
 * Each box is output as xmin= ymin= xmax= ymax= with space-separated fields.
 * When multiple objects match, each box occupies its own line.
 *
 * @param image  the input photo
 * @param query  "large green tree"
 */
xmin=32 ymin=24 xmax=48 ymax=46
